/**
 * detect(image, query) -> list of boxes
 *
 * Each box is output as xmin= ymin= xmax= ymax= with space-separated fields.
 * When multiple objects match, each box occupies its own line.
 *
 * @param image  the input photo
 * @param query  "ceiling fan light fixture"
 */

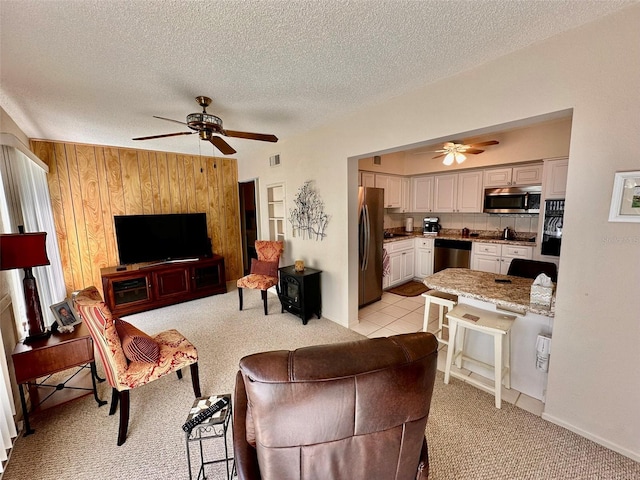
xmin=443 ymin=152 xmax=455 ymax=166
xmin=455 ymin=152 xmax=466 ymax=164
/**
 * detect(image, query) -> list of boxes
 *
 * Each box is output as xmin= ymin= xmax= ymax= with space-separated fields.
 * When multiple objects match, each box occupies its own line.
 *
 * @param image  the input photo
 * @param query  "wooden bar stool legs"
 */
xmin=421 ymin=291 xmax=457 ymax=346
xmin=443 ymin=304 xmax=515 ymax=408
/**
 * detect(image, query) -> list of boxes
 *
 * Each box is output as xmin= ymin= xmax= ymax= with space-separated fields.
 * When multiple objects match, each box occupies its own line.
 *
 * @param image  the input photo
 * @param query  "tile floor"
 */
xmin=352 ymin=290 xmax=545 ymax=417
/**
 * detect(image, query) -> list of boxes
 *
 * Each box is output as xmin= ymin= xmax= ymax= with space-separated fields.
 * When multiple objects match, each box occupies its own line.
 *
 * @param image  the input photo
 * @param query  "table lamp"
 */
xmin=0 ymin=231 xmax=51 ymax=342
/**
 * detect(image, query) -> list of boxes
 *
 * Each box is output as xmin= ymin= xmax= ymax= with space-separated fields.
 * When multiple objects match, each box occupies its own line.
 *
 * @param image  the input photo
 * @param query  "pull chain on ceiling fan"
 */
xmin=132 ymin=96 xmax=278 ymax=155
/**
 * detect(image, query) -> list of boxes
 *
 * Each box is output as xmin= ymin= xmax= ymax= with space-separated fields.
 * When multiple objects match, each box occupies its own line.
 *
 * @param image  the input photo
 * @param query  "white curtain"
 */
xmin=0 ymin=137 xmax=67 ymax=468
xmin=0 ymin=295 xmax=17 ymax=473
xmin=0 ymin=144 xmax=67 ymax=332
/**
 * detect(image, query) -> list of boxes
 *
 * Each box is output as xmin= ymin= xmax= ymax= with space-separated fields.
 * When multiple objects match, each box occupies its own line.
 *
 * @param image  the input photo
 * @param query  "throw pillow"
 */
xmin=250 ymin=258 xmax=278 ymax=278
xmin=115 ymin=319 xmax=160 ymax=364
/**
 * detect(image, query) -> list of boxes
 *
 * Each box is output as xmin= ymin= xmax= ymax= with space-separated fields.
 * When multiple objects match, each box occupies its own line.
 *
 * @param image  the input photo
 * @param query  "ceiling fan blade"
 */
xmin=224 ymin=130 xmax=278 ymax=142
xmin=209 ymin=136 xmax=237 ymax=155
xmin=464 ymin=148 xmax=485 ymax=154
xmin=132 ymin=131 xmax=195 ymax=141
xmin=153 ymin=115 xmax=188 ymax=126
xmin=467 ymin=140 xmax=499 ymax=147
xmin=432 ymin=153 xmax=446 ymax=159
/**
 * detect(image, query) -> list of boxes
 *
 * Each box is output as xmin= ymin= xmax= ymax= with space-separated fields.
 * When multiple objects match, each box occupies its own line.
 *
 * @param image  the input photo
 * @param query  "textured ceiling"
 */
xmin=0 ymin=0 xmax=635 ymax=159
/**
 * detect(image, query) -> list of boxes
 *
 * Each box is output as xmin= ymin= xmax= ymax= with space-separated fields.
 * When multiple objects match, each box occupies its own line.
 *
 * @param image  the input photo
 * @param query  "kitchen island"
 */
xmin=423 ymin=268 xmax=554 ymax=316
xmin=423 ymin=268 xmax=554 ymax=402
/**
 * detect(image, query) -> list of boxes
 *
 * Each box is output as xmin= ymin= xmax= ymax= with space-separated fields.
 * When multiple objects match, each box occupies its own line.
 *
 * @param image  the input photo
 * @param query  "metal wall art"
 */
xmin=288 ymin=181 xmax=329 ymax=240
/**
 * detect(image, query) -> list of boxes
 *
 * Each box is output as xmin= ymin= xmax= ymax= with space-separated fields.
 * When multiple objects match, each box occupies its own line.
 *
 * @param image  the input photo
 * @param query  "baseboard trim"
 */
xmin=542 ymin=412 xmax=640 ymax=462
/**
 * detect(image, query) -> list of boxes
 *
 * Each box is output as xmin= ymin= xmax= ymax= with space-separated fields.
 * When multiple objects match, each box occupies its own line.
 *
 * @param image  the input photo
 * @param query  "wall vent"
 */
xmin=373 ymin=155 xmax=381 ymax=165
xmin=269 ymin=154 xmax=281 ymax=167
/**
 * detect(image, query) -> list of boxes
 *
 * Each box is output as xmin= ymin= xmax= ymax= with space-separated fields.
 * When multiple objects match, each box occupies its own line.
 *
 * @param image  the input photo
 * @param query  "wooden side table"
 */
xmin=12 ymin=322 xmax=107 ymax=435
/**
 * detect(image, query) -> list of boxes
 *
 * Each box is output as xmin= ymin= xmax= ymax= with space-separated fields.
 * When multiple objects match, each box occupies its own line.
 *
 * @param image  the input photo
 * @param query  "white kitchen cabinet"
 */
xmin=414 ymin=237 xmax=434 ymax=279
xmin=375 ymin=174 xmax=402 ymax=208
xmin=360 ymin=171 xmax=375 ymax=188
xmin=411 ymin=175 xmax=434 ymax=212
xmin=433 ymin=173 xmax=457 ymax=212
xmin=433 ymin=171 xmax=483 ymax=213
xmin=457 ymin=171 xmax=484 ymax=212
xmin=396 ymin=177 xmax=412 ymax=213
xmin=471 ymin=242 xmax=533 ymax=274
xmin=483 ymin=163 xmax=543 ymax=187
xmin=384 ymin=239 xmax=415 ymax=288
xmin=542 ymin=158 xmax=568 ymax=199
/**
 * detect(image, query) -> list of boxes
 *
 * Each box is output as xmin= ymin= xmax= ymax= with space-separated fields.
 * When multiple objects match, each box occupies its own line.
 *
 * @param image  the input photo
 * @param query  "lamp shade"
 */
xmin=0 ymin=232 xmax=50 ymax=270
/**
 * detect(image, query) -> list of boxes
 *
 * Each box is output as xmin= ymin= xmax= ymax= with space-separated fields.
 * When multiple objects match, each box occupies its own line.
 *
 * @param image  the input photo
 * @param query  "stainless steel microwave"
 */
xmin=483 ymin=186 xmax=541 ymax=214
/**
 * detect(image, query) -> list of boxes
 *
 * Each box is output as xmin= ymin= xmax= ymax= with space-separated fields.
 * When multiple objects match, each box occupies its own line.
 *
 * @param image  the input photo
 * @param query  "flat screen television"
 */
xmin=114 ymin=213 xmax=211 ymax=265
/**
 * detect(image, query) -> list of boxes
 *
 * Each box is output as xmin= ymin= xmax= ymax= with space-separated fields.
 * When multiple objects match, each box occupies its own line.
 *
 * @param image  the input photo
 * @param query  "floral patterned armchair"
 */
xmin=237 ymin=240 xmax=284 ymax=315
xmin=73 ymin=286 xmax=201 ymax=445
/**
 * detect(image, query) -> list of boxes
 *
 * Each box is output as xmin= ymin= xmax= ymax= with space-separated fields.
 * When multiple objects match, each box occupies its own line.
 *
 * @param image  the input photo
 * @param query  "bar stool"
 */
xmin=444 ymin=304 xmax=516 ymax=408
xmin=421 ymin=291 xmax=457 ymax=346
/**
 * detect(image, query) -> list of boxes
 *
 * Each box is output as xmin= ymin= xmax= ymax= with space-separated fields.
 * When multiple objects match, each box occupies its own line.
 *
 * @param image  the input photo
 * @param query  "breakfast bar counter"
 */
xmin=422 ymin=268 xmax=555 ymax=401
xmin=422 ymin=268 xmax=554 ymax=317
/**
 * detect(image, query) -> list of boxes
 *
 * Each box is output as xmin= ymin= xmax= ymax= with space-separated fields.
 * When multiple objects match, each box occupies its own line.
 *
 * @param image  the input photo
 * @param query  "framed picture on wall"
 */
xmin=50 ymin=299 xmax=82 ymax=327
xmin=608 ymin=171 xmax=640 ymax=223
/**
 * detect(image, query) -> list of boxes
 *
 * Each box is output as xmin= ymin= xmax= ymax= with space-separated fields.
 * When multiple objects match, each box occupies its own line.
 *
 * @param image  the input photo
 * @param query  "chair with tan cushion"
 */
xmin=237 ymin=240 xmax=284 ymax=315
xmin=233 ymin=332 xmax=439 ymax=479
xmin=74 ymin=286 xmax=201 ymax=446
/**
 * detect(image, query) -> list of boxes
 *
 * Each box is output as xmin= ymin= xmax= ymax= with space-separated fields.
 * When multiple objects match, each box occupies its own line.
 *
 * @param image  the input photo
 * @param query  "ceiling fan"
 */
xmin=432 ymin=140 xmax=499 ymax=165
xmin=132 ymin=96 xmax=278 ymax=155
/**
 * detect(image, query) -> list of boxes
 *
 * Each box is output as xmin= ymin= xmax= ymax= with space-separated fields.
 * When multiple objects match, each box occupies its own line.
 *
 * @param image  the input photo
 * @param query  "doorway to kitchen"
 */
xmin=238 ymin=180 xmax=258 ymax=275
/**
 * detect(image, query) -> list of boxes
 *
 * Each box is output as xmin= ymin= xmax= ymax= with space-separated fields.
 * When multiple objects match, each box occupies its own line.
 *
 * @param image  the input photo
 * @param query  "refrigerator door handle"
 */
xmin=359 ymin=205 xmax=366 ymax=270
xmin=362 ymin=204 xmax=370 ymax=271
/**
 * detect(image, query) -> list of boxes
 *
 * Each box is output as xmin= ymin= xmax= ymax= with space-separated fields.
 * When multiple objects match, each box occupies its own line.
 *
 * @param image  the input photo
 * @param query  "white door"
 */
xmin=415 ymin=247 xmax=434 ymax=278
xmin=457 ymin=171 xmax=483 ymax=213
xmin=411 ymin=176 xmax=434 ymax=212
xmin=433 ymin=174 xmax=457 ymax=212
xmin=388 ymin=252 xmax=403 ymax=286
xmin=472 ymin=254 xmax=501 ymax=273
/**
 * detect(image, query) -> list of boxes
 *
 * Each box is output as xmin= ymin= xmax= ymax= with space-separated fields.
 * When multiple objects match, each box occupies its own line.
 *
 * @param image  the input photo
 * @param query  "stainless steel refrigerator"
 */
xmin=358 ymin=187 xmax=384 ymax=308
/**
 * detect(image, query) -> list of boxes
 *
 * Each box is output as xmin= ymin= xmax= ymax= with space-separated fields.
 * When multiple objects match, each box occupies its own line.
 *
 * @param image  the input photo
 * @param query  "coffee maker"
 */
xmin=423 ymin=217 xmax=441 ymax=234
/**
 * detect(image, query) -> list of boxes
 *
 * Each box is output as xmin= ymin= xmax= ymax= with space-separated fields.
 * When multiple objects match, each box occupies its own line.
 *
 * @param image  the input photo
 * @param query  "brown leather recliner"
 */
xmin=233 ymin=332 xmax=439 ymax=480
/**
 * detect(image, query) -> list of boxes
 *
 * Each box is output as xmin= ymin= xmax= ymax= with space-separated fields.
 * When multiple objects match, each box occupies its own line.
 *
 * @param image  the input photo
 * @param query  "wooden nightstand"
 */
xmin=12 ymin=322 xmax=106 ymax=435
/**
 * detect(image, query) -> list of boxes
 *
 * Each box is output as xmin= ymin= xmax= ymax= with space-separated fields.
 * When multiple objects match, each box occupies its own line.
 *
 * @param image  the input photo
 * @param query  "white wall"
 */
xmin=359 ymin=116 xmax=573 ymax=175
xmin=238 ymin=4 xmax=640 ymax=459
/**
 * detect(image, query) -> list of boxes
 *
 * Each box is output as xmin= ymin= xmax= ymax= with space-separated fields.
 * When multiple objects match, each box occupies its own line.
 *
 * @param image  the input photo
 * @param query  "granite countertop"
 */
xmin=383 ymin=230 xmax=537 ymax=247
xmin=422 ymin=267 xmax=554 ymax=317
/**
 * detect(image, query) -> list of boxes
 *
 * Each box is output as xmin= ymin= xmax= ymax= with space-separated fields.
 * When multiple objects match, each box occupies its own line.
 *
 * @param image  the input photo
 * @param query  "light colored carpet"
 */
xmin=4 ymin=287 xmax=639 ymax=479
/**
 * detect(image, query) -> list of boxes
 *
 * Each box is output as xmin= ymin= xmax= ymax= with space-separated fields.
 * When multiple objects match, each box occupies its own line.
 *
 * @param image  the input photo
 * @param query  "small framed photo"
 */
xmin=50 ymin=299 xmax=82 ymax=327
xmin=608 ymin=171 xmax=640 ymax=223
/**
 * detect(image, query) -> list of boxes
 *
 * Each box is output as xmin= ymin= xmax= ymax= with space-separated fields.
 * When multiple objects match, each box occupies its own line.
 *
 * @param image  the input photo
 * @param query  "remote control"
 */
xmin=182 ymin=397 xmax=229 ymax=433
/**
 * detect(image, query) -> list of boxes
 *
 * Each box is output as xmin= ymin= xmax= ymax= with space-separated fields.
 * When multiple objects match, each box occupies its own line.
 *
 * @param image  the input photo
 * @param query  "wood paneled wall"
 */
xmin=30 ymin=140 xmax=242 ymax=296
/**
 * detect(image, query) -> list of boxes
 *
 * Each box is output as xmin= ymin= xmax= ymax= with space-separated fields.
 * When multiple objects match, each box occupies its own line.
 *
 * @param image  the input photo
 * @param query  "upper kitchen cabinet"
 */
xmin=398 ymin=177 xmax=412 ymax=213
xmin=411 ymin=175 xmax=434 ymax=212
xmin=375 ymin=174 xmax=403 ymax=208
xmin=433 ymin=171 xmax=483 ymax=213
xmin=542 ymin=158 xmax=568 ymax=199
xmin=483 ymin=163 xmax=543 ymax=187
xmin=359 ymin=171 xmax=375 ymax=188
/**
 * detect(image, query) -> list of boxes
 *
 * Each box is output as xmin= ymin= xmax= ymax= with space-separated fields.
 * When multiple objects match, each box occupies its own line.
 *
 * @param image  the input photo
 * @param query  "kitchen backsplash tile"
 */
xmin=386 ymin=212 xmax=538 ymax=237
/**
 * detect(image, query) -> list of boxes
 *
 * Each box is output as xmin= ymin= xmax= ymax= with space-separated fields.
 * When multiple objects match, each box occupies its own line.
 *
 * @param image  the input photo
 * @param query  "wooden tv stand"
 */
xmin=101 ymin=256 xmax=226 ymax=317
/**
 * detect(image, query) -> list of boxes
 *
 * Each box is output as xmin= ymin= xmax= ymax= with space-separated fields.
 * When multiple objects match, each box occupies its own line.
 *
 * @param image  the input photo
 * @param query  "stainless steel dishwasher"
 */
xmin=434 ymin=239 xmax=472 ymax=272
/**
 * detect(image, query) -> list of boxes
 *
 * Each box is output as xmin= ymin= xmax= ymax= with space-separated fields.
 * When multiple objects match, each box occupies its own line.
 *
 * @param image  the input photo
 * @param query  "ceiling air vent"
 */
xmin=269 ymin=154 xmax=281 ymax=167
